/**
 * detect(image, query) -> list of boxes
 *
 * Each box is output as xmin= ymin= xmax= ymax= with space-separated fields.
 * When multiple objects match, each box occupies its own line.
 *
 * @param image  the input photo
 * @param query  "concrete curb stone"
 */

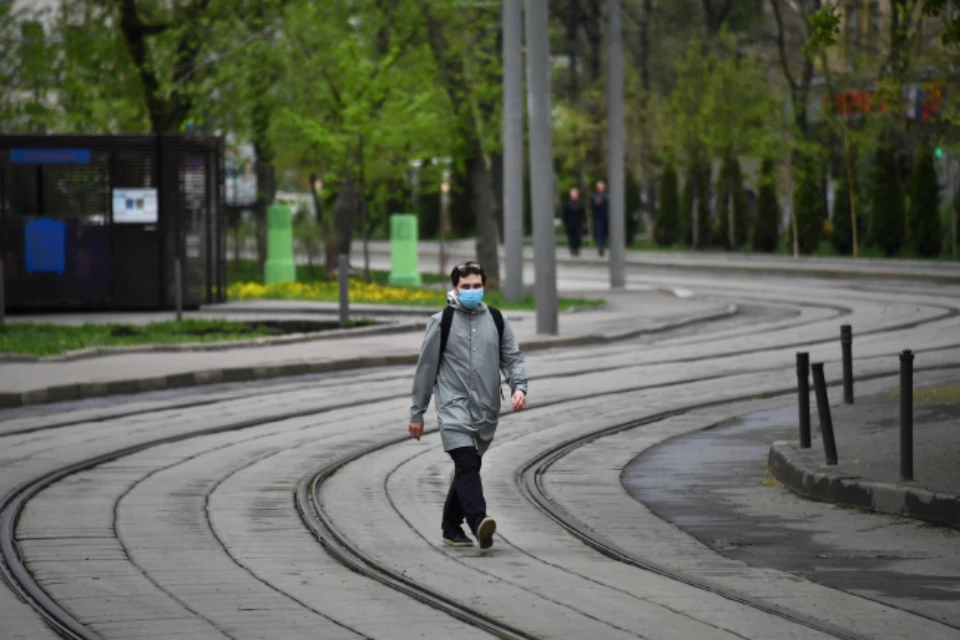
xmin=0 ymin=304 xmax=737 ymax=410
xmin=768 ymin=440 xmax=960 ymax=528
xmin=358 ymin=244 xmax=960 ymax=285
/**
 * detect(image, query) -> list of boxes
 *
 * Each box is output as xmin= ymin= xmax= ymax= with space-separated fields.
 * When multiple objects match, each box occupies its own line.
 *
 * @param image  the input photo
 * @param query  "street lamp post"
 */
xmin=503 ymin=0 xmax=525 ymax=303
xmin=524 ymin=0 xmax=558 ymax=335
xmin=607 ymin=0 xmax=626 ymax=288
xmin=410 ymin=159 xmax=423 ymax=214
xmin=440 ymin=169 xmax=451 ymax=277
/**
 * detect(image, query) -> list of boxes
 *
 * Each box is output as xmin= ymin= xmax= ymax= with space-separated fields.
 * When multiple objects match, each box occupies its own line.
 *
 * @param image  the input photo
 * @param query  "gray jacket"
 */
xmin=410 ymin=291 xmax=528 ymax=455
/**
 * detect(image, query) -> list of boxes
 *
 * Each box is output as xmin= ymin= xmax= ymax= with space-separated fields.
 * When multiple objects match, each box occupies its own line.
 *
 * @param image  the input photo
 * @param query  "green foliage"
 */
xmin=803 ymin=5 xmax=842 ymax=56
xmin=752 ymin=158 xmax=781 ymax=252
xmin=713 ymin=154 xmax=749 ymax=249
xmin=654 ymin=160 xmax=681 ymax=246
xmin=923 ymin=0 xmax=960 ymax=48
xmin=907 ymin=137 xmax=942 ymax=257
xmin=792 ymin=153 xmax=824 ymax=255
xmin=871 ymin=129 xmax=906 ymax=256
xmin=831 ymin=158 xmax=859 ymax=256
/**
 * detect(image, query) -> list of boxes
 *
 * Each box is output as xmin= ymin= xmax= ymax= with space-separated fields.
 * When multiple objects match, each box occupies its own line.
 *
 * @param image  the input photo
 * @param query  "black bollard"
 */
xmin=841 ymin=324 xmax=854 ymax=404
xmin=811 ymin=363 xmax=838 ymax=465
xmin=900 ymin=350 xmax=914 ymax=481
xmin=797 ymin=353 xmax=811 ymax=448
xmin=174 ymin=258 xmax=183 ymax=323
xmin=338 ymin=254 xmax=350 ymax=328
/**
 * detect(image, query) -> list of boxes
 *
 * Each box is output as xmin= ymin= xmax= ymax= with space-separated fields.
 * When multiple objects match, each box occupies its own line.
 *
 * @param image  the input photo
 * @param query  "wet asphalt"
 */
xmin=621 ymin=405 xmax=960 ymax=628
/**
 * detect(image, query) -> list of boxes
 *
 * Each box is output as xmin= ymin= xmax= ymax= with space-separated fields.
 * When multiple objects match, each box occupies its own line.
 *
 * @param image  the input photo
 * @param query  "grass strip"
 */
xmin=1 ymin=319 xmax=281 ymax=357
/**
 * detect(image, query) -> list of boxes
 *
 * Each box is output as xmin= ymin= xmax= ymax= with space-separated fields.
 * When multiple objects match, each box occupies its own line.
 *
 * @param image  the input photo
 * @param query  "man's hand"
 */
xmin=409 ymin=422 xmax=424 ymax=441
xmin=512 ymin=390 xmax=527 ymax=412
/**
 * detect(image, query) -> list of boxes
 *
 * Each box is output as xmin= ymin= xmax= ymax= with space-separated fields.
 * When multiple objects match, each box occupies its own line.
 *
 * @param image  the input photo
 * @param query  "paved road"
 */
xmin=2 ymin=262 xmax=959 ymax=639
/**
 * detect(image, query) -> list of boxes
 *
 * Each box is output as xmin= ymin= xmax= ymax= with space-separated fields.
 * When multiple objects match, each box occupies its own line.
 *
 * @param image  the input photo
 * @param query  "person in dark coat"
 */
xmin=562 ymin=187 xmax=586 ymax=256
xmin=591 ymin=180 xmax=609 ymax=257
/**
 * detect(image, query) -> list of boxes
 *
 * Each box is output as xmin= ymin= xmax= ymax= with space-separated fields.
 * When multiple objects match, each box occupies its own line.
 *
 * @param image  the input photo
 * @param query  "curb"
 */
xmin=768 ymin=440 xmax=960 ymax=528
xmin=0 ymin=305 xmax=737 ymax=410
xmin=0 ymin=319 xmax=425 ymax=364
xmin=358 ymin=246 xmax=960 ymax=286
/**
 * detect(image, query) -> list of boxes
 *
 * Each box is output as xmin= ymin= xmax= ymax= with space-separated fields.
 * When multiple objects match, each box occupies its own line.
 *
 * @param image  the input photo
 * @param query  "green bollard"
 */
xmin=388 ymin=214 xmax=422 ymax=287
xmin=264 ymin=204 xmax=296 ymax=284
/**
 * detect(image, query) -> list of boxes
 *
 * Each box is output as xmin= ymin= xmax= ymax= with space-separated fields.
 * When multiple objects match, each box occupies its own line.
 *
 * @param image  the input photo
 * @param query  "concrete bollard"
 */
xmin=796 ymin=352 xmax=811 ymax=448
xmin=900 ymin=349 xmax=915 ymax=481
xmin=811 ymin=363 xmax=839 ymax=465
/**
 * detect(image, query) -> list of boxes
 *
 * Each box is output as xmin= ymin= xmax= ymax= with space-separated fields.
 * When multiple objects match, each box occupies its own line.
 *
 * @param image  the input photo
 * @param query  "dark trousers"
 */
xmin=566 ymin=227 xmax=582 ymax=256
xmin=594 ymin=219 xmax=607 ymax=255
xmin=442 ymin=446 xmax=487 ymax=534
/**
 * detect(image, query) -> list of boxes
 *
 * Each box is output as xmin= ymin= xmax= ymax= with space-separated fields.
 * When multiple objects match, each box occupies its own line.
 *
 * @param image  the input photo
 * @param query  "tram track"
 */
xmin=300 ymin=359 xmax=960 ymax=640
xmin=2 ymin=286 xmax=958 ymax=639
xmin=0 ymin=291 xmax=949 ymax=440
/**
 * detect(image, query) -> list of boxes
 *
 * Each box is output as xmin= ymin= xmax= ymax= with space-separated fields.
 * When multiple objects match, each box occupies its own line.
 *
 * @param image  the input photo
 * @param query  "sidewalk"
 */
xmin=769 ymin=377 xmax=960 ymax=527
xmin=347 ymin=239 xmax=960 ymax=284
xmin=0 ymin=291 xmax=735 ymax=409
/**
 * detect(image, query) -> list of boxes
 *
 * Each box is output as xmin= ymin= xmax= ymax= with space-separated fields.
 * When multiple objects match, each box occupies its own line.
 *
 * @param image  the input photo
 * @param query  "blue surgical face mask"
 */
xmin=459 ymin=288 xmax=484 ymax=309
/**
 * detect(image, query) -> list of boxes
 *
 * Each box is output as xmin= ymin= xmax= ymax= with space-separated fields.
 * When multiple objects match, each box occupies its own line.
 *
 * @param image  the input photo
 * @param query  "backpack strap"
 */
xmin=438 ymin=305 xmax=455 ymax=359
xmin=488 ymin=306 xmax=504 ymax=346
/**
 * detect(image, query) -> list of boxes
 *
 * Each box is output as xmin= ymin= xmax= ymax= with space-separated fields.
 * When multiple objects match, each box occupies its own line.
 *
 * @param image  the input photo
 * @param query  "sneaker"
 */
xmin=442 ymin=526 xmax=474 ymax=548
xmin=475 ymin=516 xmax=497 ymax=549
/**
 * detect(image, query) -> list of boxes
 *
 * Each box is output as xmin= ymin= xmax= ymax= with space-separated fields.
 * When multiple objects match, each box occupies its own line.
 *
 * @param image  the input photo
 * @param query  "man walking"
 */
xmin=409 ymin=262 xmax=528 ymax=549
xmin=591 ymin=179 xmax=609 ymax=257
xmin=562 ymin=186 xmax=586 ymax=257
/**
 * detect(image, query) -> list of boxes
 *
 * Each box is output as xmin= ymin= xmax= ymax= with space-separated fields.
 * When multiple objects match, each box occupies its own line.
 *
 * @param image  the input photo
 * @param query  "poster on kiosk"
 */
xmin=112 ymin=188 xmax=159 ymax=224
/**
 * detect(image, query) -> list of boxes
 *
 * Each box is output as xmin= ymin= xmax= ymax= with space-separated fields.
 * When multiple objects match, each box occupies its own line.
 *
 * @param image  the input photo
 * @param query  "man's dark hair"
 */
xmin=450 ymin=262 xmax=486 ymax=287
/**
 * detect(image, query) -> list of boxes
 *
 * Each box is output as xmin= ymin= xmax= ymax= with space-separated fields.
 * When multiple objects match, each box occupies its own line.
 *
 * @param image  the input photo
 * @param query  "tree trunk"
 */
xmin=469 ymin=151 xmax=501 ymax=290
xmin=329 ymin=179 xmax=359 ymax=273
xmin=492 ymin=151 xmax=504 ymax=244
xmin=726 ymin=149 xmax=735 ymax=250
xmin=843 ymin=127 xmax=858 ymax=258
xmin=252 ymin=140 xmax=277 ymax=270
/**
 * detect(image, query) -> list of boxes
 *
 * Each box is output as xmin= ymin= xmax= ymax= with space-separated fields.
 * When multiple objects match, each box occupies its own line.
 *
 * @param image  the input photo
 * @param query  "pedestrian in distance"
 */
xmin=591 ymin=180 xmax=610 ymax=257
xmin=562 ymin=186 xmax=586 ymax=257
xmin=408 ymin=262 xmax=528 ymax=550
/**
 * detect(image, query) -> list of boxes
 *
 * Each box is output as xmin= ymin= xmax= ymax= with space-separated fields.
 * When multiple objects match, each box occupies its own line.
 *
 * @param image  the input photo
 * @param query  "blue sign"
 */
xmin=10 ymin=148 xmax=91 ymax=165
xmin=25 ymin=218 xmax=66 ymax=275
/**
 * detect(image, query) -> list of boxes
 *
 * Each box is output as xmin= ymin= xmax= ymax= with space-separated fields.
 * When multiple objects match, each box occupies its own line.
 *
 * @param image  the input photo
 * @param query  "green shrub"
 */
xmin=654 ymin=161 xmax=681 ymax=246
xmin=870 ymin=128 xmax=906 ymax=256
xmin=713 ymin=154 xmax=750 ymax=249
xmin=681 ymin=161 xmax=711 ymax=248
xmin=906 ymin=137 xmax=942 ymax=257
xmin=752 ymin=158 xmax=781 ymax=252
xmin=831 ymin=159 xmax=859 ymax=255
xmin=792 ymin=152 xmax=824 ymax=255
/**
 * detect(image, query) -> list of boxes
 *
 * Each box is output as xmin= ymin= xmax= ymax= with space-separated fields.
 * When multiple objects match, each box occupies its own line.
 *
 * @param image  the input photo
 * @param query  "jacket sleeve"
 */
xmin=410 ymin=316 xmax=442 ymax=423
xmin=499 ymin=316 xmax=528 ymax=395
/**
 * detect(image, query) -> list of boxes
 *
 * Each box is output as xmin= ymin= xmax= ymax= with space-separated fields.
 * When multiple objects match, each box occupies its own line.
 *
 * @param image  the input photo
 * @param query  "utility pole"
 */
xmin=503 ymin=0 xmax=525 ymax=302
xmin=607 ymin=0 xmax=626 ymax=288
xmin=524 ymin=0 xmax=558 ymax=334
